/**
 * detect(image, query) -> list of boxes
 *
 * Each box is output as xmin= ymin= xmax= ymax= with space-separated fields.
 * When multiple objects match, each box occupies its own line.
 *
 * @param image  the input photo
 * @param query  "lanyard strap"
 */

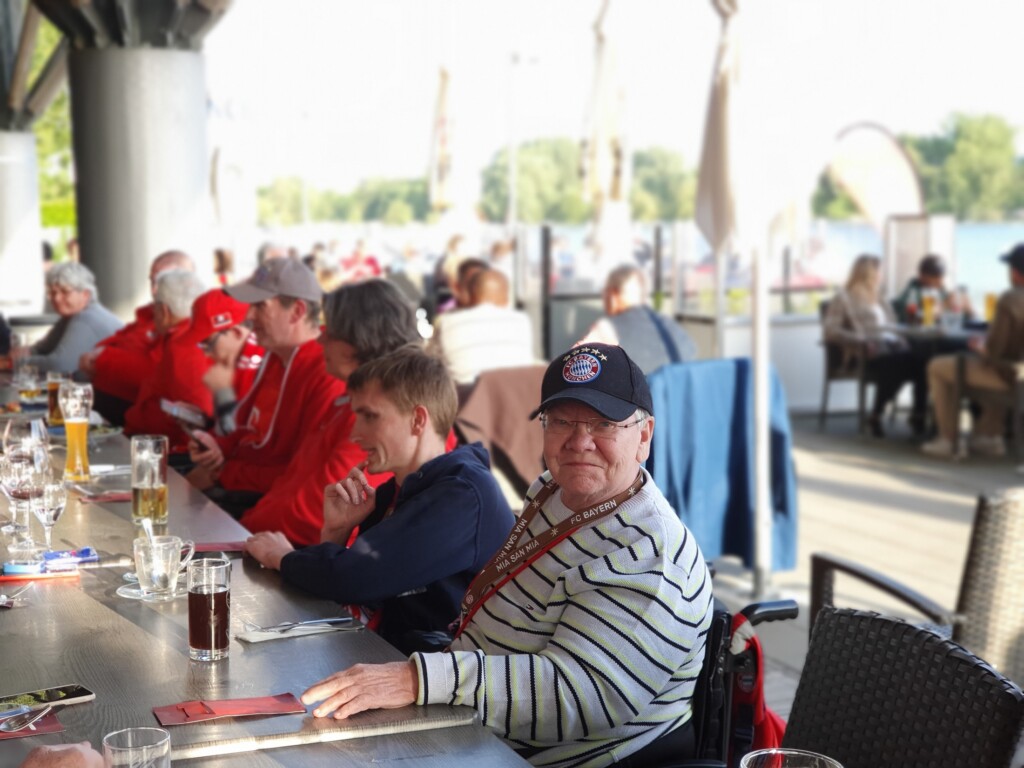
xmin=451 ymin=471 xmax=646 ymax=641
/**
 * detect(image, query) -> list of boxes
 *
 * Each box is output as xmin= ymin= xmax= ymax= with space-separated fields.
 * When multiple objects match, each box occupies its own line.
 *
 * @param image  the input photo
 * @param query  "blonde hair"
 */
xmin=845 ymin=254 xmax=882 ymax=300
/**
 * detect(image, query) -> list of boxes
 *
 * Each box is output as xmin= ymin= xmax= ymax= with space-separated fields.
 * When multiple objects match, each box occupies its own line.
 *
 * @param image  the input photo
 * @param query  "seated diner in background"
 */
xmin=25 ymin=262 xmax=123 ymax=374
xmin=187 ymin=257 xmax=344 ymax=518
xmin=427 ymin=268 xmax=536 ymax=386
xmin=891 ymin=253 xmax=973 ymax=328
xmin=77 ymin=250 xmax=195 ymax=425
xmin=122 ymin=270 xmax=209 ymax=451
xmin=239 ymin=279 xmax=423 ymax=546
xmin=187 ymin=288 xmax=262 ymax=437
xmin=297 ymin=342 xmax=713 ymax=768
xmin=576 ymin=263 xmax=697 ymax=373
xmin=824 ymin=254 xmax=927 ymax=437
xmin=244 ymin=344 xmax=514 ymax=654
xmin=922 ymin=244 xmax=1024 ymax=459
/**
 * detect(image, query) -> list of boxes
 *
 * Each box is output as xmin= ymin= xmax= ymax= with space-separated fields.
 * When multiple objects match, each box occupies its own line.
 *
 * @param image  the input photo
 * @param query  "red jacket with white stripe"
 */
xmin=215 ymin=338 xmax=344 ymax=493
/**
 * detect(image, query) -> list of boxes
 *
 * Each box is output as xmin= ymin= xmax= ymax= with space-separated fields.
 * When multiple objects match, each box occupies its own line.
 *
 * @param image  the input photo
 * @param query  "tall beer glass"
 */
xmin=46 ymin=372 xmax=68 ymax=426
xmin=59 ymin=382 xmax=93 ymax=482
xmin=131 ymin=435 xmax=169 ymax=525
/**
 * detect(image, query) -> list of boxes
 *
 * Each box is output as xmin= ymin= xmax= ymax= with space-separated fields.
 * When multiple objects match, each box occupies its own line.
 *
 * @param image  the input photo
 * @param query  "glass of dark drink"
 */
xmin=187 ymin=557 xmax=231 ymax=661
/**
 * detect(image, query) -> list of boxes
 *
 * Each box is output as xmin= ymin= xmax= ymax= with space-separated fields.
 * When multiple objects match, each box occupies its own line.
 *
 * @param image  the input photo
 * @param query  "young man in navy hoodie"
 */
xmin=245 ymin=344 xmax=514 ymax=654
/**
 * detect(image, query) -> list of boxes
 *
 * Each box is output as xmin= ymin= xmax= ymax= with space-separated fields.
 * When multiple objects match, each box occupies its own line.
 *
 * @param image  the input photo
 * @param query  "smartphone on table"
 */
xmin=0 ymin=683 xmax=95 ymax=714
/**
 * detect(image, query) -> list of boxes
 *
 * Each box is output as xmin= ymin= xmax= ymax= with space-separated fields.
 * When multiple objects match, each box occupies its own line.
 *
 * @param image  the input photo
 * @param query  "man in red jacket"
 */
xmin=187 ymin=258 xmax=344 ymax=518
xmin=184 ymin=288 xmax=263 ymax=436
xmin=80 ymin=250 xmax=195 ymax=424
xmin=123 ymin=270 xmax=209 ymax=450
xmin=239 ymin=279 xmax=421 ymax=545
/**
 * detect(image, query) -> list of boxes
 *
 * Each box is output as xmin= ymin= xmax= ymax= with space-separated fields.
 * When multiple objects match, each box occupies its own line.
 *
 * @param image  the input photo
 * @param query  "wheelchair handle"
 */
xmin=740 ymin=599 xmax=799 ymax=626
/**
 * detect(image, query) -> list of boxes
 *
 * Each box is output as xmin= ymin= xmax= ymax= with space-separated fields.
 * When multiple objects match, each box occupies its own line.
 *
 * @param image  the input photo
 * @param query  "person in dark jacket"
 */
xmin=244 ymin=345 xmax=514 ymax=654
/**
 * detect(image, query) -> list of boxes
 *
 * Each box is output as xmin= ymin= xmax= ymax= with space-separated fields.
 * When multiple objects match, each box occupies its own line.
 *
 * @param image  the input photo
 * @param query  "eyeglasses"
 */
xmin=198 ymin=331 xmax=225 ymax=354
xmin=540 ymin=415 xmax=645 ymax=438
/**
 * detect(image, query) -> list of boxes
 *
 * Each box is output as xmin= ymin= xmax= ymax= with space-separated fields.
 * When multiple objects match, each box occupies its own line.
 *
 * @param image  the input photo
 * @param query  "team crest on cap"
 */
xmin=211 ymin=312 xmax=232 ymax=329
xmin=563 ymin=352 xmax=601 ymax=383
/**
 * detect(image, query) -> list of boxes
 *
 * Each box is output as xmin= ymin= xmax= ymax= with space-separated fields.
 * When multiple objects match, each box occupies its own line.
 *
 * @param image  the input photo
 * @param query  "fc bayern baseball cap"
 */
xmin=225 ymin=257 xmax=322 ymax=304
xmin=530 ymin=343 xmax=653 ymax=421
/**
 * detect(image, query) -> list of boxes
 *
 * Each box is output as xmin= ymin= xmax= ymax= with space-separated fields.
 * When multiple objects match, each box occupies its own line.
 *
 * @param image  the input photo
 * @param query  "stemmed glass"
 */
xmin=3 ymin=417 xmax=50 ymax=459
xmin=30 ymin=470 xmax=67 ymax=553
xmin=1 ymin=450 xmax=46 ymax=553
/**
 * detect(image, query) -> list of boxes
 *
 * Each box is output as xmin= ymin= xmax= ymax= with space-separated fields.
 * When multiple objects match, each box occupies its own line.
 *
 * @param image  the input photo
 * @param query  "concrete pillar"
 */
xmin=68 ymin=48 xmax=212 ymax=318
xmin=0 ymin=130 xmax=45 ymax=314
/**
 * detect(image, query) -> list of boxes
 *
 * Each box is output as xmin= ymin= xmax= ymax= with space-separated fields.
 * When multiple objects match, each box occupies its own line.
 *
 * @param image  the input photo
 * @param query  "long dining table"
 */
xmin=0 ymin=432 xmax=528 ymax=766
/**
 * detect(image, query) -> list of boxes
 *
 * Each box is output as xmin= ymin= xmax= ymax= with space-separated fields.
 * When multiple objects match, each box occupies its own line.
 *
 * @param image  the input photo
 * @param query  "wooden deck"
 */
xmin=710 ymin=412 xmax=1023 ymax=719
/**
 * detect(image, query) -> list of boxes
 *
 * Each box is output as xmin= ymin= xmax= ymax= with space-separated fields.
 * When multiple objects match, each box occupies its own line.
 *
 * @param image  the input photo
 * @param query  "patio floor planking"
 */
xmin=710 ymin=412 xmax=1022 ymax=720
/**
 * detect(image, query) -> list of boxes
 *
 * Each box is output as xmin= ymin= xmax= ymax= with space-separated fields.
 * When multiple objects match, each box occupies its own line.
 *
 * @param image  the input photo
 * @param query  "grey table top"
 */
xmin=0 ymin=437 xmax=528 ymax=767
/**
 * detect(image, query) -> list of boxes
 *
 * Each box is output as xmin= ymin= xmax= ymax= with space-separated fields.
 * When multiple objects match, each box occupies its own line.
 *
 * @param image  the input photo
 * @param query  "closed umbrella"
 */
xmin=581 ymin=0 xmax=631 ymax=277
xmin=695 ymin=0 xmax=774 ymax=596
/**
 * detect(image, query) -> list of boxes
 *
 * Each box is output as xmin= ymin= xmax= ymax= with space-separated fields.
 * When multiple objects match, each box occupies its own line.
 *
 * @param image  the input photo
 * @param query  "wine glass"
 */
xmin=3 ymin=417 xmax=49 ymax=453
xmin=30 ymin=472 xmax=67 ymax=553
xmin=2 ymin=450 xmax=44 ymax=554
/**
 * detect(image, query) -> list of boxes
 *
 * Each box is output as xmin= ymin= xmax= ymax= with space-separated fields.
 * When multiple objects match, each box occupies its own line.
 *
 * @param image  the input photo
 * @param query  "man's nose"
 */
xmin=563 ymin=422 xmax=595 ymax=448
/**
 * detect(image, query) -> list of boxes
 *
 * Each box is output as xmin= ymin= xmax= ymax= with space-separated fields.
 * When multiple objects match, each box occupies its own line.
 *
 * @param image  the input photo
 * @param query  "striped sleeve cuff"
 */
xmin=412 ymin=651 xmax=452 ymax=706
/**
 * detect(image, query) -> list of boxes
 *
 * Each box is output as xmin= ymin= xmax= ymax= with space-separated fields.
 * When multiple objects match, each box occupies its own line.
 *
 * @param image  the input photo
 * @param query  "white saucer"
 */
xmin=116 ymin=583 xmax=187 ymax=602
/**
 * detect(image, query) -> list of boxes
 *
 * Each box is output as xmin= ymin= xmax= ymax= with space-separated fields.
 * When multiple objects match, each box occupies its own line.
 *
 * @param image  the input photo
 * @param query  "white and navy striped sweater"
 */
xmin=413 ymin=468 xmax=713 ymax=768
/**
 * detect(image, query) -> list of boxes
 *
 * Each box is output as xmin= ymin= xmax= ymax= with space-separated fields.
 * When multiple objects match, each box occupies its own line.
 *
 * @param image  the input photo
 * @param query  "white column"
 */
xmin=0 ymin=130 xmax=45 ymax=315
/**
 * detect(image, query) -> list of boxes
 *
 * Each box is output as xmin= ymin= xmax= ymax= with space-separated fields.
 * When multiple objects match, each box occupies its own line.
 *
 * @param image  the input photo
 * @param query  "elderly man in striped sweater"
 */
xmin=302 ymin=342 xmax=714 ymax=768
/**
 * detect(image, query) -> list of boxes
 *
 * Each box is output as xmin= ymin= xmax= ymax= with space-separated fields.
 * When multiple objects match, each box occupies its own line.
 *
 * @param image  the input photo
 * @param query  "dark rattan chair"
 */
xmin=810 ymin=490 xmax=1024 ymax=685
xmin=784 ymin=607 xmax=1024 ymax=768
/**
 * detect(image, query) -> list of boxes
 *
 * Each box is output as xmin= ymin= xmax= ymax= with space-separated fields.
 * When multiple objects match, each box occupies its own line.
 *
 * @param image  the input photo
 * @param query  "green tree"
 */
xmin=480 ymin=138 xmax=590 ymax=223
xmin=811 ymin=172 xmax=859 ymax=219
xmin=29 ymin=18 xmax=75 ymax=229
xmin=631 ymin=147 xmax=695 ymax=221
xmin=900 ymin=132 xmax=954 ymax=214
xmin=942 ymin=114 xmax=1016 ymax=220
xmin=257 ymin=177 xmax=306 ymax=226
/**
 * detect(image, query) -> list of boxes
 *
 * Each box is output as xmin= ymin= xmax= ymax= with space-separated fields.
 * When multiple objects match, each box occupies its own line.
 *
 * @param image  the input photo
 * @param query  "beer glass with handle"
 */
xmin=59 ymin=382 xmax=92 ymax=482
xmin=131 ymin=435 xmax=169 ymax=526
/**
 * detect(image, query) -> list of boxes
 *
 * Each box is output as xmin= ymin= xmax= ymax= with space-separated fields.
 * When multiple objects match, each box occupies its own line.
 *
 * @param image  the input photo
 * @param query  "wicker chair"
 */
xmin=784 ymin=607 xmax=1024 ymax=768
xmin=810 ymin=491 xmax=1024 ymax=685
xmin=818 ymin=300 xmax=880 ymax=434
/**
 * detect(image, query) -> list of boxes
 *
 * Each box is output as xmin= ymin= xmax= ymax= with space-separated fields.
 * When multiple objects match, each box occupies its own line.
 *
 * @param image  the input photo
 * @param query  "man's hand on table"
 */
xmin=244 ymin=531 xmax=294 ymax=570
xmin=21 ymin=743 xmax=103 ymax=768
xmin=302 ymin=661 xmax=418 ymax=720
xmin=968 ymin=334 xmax=986 ymax=354
xmin=321 ymin=461 xmax=376 ymax=545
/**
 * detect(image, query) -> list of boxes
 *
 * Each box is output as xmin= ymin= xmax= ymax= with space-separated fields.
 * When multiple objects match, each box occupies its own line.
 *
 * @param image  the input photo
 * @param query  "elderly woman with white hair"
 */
xmin=29 ymin=262 xmax=123 ymax=373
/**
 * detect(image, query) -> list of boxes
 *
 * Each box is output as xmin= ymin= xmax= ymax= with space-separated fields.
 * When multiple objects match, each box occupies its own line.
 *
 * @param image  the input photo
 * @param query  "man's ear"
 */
xmin=635 ymin=415 xmax=654 ymax=463
xmin=411 ymin=404 xmax=430 ymax=437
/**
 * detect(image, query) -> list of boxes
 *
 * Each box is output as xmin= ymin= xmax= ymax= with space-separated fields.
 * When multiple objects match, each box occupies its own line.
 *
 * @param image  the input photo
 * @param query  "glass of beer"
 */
xmin=921 ymin=291 xmax=937 ymax=327
xmin=985 ymin=292 xmax=998 ymax=323
xmin=15 ymin=364 xmax=40 ymax=401
xmin=187 ymin=557 xmax=231 ymax=661
xmin=59 ymin=382 xmax=92 ymax=482
xmin=131 ymin=435 xmax=169 ymax=526
xmin=46 ymin=372 xmax=67 ymax=426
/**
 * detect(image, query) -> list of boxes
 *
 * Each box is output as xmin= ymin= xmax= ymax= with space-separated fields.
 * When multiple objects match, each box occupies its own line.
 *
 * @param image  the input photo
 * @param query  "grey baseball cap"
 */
xmin=226 ymin=257 xmax=322 ymax=304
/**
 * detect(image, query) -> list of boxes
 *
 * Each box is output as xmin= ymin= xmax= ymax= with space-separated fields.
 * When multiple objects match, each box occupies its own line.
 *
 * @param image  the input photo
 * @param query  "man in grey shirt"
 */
xmin=28 ymin=262 xmax=123 ymax=374
xmin=577 ymin=264 xmax=697 ymax=374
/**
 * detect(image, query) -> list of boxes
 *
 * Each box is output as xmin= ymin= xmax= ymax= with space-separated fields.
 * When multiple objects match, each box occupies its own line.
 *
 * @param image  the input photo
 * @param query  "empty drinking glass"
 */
xmin=102 ymin=727 xmax=171 ymax=768
xmin=740 ymin=748 xmax=844 ymax=768
xmin=30 ymin=471 xmax=67 ymax=552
